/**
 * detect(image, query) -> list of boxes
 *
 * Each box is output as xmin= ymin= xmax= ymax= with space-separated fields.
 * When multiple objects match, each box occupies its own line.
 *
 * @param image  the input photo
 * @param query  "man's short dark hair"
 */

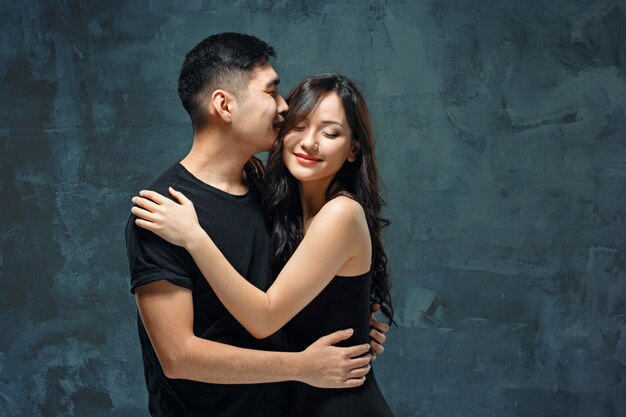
xmin=178 ymin=32 xmax=275 ymax=129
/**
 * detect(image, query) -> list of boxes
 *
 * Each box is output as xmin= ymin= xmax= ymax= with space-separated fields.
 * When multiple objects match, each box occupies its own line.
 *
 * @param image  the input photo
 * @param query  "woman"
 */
xmin=132 ymin=74 xmax=395 ymax=416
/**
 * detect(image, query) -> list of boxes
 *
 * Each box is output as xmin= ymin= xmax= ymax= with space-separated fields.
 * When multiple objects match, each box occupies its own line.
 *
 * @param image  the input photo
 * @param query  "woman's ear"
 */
xmin=347 ymin=140 xmax=360 ymax=162
xmin=210 ymin=89 xmax=237 ymax=123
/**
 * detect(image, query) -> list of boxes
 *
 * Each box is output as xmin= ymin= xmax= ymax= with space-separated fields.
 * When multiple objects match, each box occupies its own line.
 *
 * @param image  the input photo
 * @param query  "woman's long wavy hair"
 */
xmin=264 ymin=74 xmax=394 ymax=325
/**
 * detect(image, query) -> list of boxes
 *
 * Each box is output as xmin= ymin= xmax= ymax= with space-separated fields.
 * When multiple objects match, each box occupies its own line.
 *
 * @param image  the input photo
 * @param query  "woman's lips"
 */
xmin=294 ymin=153 xmax=322 ymax=165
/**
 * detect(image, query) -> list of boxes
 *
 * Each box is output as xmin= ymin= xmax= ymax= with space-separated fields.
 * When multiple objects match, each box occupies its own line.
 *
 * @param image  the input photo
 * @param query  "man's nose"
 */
xmin=277 ymin=93 xmax=289 ymax=115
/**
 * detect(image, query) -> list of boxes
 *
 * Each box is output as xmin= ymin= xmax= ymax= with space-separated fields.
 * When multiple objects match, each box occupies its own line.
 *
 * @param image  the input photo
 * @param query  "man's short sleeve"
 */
xmin=125 ymin=214 xmax=195 ymax=293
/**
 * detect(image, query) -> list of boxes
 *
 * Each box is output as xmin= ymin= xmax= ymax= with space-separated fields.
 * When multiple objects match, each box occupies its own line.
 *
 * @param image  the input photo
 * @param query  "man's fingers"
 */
xmin=343 ymin=343 xmax=371 ymax=358
xmin=347 ymin=354 xmax=371 ymax=369
xmin=369 ymin=328 xmax=387 ymax=345
xmin=370 ymin=302 xmax=381 ymax=314
xmin=316 ymin=329 xmax=353 ymax=346
xmin=132 ymin=206 xmax=159 ymax=222
xmin=370 ymin=340 xmax=385 ymax=355
xmin=139 ymin=189 xmax=170 ymax=205
xmin=132 ymin=196 xmax=161 ymax=213
xmin=343 ymin=376 xmax=366 ymax=388
xmin=347 ymin=363 xmax=371 ymax=379
xmin=369 ymin=317 xmax=390 ymax=334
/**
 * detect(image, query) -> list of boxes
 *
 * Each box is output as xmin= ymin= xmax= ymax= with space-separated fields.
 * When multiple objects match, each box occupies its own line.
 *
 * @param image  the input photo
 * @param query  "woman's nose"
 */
xmin=300 ymin=131 xmax=318 ymax=151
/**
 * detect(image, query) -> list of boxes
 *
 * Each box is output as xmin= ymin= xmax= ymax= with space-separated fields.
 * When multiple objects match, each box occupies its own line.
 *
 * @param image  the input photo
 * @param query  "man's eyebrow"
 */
xmin=266 ymin=78 xmax=280 ymax=89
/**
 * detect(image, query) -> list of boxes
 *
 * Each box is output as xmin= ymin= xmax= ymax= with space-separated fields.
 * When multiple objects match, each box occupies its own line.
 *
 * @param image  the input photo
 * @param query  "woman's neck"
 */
xmin=299 ymin=178 xmax=342 ymax=227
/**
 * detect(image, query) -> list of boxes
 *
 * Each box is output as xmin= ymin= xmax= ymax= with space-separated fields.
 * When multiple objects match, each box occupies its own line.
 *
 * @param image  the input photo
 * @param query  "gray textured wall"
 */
xmin=1 ymin=0 xmax=625 ymax=416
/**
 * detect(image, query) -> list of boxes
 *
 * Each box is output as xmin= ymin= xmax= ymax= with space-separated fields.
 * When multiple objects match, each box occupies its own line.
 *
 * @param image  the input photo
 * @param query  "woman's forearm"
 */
xmin=182 ymin=199 xmax=361 ymax=339
xmin=185 ymin=230 xmax=277 ymax=338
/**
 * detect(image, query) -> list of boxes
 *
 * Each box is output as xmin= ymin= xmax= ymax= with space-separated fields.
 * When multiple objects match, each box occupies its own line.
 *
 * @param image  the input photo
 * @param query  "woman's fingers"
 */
xmin=131 ymin=206 xmax=159 ymax=222
xmin=168 ymin=187 xmax=192 ymax=205
xmin=132 ymin=196 xmax=161 ymax=213
xmin=135 ymin=217 xmax=157 ymax=232
xmin=139 ymin=189 xmax=170 ymax=205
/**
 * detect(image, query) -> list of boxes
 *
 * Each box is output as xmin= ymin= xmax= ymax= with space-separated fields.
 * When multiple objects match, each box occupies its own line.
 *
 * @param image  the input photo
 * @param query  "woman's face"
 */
xmin=282 ymin=92 xmax=357 ymax=185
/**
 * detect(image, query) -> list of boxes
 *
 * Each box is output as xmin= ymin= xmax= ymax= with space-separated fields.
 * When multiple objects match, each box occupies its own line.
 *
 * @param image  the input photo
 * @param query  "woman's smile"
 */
xmin=282 ymin=92 xmax=356 ymax=184
xmin=294 ymin=152 xmax=323 ymax=165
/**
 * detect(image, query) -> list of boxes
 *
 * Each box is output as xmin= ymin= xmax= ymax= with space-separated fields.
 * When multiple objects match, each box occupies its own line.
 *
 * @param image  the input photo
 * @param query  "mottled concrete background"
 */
xmin=1 ymin=0 xmax=625 ymax=416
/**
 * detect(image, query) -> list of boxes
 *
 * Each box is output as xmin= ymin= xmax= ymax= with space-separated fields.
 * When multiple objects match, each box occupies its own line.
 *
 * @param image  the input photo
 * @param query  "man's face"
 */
xmin=232 ymin=63 xmax=288 ymax=153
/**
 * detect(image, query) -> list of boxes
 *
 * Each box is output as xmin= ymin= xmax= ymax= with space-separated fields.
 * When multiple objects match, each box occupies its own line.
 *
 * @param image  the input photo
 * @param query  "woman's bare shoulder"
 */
xmin=318 ymin=195 xmax=366 ymax=224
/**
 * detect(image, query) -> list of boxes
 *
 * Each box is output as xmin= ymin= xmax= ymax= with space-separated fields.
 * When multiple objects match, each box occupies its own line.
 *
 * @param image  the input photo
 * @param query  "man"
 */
xmin=125 ymin=33 xmax=388 ymax=417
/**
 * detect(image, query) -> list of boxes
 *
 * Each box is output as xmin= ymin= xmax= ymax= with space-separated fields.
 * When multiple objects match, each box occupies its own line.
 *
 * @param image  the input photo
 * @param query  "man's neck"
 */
xmin=180 ymin=130 xmax=256 ymax=196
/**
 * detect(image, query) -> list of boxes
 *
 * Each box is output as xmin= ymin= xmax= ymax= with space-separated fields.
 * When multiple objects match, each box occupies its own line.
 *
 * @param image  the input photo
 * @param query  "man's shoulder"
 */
xmin=125 ymin=163 xmax=183 ymax=242
xmin=145 ymin=163 xmax=184 ymax=193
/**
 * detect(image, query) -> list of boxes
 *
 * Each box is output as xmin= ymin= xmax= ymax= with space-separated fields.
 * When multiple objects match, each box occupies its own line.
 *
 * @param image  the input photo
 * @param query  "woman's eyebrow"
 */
xmin=321 ymin=120 xmax=344 ymax=127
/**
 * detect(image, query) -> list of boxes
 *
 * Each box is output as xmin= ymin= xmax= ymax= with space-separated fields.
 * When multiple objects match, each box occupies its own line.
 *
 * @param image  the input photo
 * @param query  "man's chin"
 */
xmin=264 ymin=136 xmax=279 ymax=153
xmin=254 ymin=144 xmax=273 ymax=154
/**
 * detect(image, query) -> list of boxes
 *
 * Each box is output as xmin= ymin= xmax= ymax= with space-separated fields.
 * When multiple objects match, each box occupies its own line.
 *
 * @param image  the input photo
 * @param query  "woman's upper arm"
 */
xmin=264 ymin=197 xmax=367 ymax=322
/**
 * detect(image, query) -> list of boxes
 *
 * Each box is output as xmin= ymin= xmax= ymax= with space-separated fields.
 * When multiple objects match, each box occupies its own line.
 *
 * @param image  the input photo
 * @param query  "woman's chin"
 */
xmin=288 ymin=169 xmax=317 ymax=183
xmin=288 ymin=171 xmax=310 ymax=182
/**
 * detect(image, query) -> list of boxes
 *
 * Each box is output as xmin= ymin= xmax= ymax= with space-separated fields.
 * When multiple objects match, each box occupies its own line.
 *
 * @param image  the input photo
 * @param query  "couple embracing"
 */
xmin=126 ymin=32 xmax=395 ymax=417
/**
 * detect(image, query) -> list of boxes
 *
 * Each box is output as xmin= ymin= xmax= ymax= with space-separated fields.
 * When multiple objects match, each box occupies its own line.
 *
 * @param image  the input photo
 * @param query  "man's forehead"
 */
xmin=251 ymin=63 xmax=280 ymax=87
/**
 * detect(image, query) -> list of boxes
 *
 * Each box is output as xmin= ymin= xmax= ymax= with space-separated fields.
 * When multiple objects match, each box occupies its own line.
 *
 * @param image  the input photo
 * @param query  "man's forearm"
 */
xmin=164 ymin=335 xmax=304 ymax=384
xmin=135 ymin=280 xmax=303 ymax=384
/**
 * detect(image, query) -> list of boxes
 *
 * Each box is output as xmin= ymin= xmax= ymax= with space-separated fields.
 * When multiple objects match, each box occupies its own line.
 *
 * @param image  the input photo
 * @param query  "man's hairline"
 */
xmin=192 ymin=60 xmax=277 ymax=128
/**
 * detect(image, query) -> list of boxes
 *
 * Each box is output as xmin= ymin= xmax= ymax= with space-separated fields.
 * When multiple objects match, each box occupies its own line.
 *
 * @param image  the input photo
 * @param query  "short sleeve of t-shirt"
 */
xmin=125 ymin=214 xmax=195 ymax=293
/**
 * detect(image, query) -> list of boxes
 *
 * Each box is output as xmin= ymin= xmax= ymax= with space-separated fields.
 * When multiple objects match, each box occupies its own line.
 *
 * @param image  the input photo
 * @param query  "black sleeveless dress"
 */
xmin=285 ymin=272 xmax=394 ymax=417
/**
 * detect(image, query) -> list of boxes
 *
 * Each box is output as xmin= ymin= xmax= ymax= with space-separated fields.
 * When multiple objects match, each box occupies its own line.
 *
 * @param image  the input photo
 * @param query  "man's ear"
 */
xmin=347 ymin=140 xmax=360 ymax=162
xmin=210 ymin=89 xmax=237 ymax=123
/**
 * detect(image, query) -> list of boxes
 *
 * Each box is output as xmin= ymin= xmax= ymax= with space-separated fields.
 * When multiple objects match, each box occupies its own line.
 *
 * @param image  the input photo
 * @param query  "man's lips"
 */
xmin=294 ymin=153 xmax=322 ymax=164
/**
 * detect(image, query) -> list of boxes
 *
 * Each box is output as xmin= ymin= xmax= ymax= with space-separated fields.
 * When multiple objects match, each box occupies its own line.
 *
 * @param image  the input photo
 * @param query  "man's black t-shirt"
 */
xmin=125 ymin=163 xmax=287 ymax=417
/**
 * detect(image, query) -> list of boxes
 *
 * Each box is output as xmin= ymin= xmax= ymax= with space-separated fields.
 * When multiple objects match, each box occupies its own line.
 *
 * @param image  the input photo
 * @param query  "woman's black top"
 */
xmin=285 ymin=271 xmax=395 ymax=416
